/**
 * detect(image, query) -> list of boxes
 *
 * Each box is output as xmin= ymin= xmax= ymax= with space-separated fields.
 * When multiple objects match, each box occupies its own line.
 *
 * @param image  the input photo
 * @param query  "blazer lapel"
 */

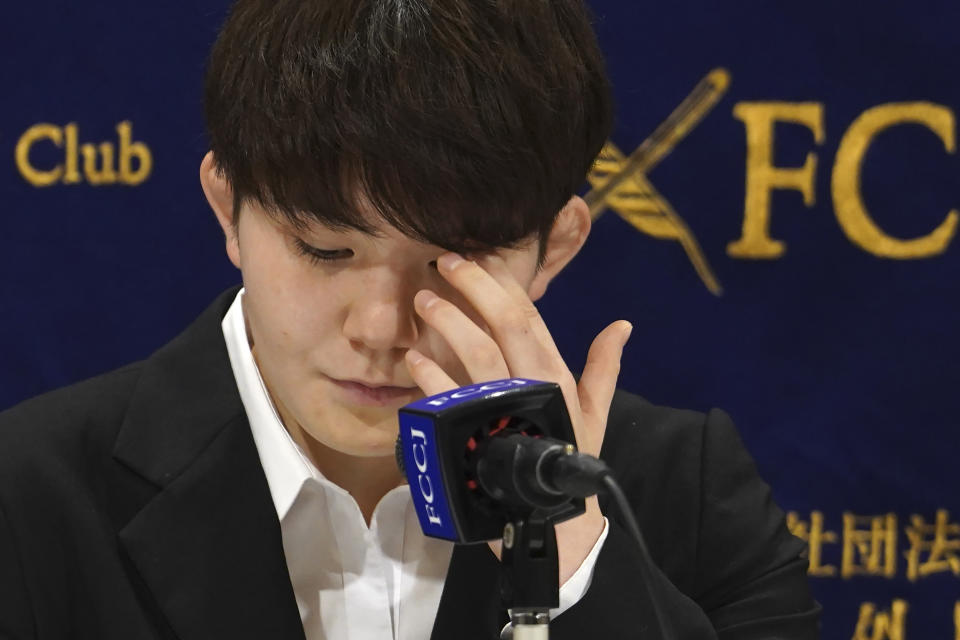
xmin=431 ymin=543 xmax=508 ymax=640
xmin=113 ymin=288 xmax=305 ymax=640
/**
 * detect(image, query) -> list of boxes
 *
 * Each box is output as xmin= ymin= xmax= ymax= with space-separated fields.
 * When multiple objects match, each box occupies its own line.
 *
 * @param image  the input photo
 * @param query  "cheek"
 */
xmin=242 ymin=273 xmax=339 ymax=368
xmin=240 ymin=239 xmax=328 ymax=343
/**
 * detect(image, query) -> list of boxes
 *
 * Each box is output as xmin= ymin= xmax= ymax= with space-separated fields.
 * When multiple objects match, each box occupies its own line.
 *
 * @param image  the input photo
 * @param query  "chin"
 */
xmin=313 ymin=417 xmax=399 ymax=458
xmin=329 ymin=437 xmax=397 ymax=459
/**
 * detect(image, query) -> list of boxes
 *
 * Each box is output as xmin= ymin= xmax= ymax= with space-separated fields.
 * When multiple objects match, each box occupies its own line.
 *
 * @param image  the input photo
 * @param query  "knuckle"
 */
xmin=466 ymin=340 xmax=502 ymax=370
xmin=557 ymin=370 xmax=578 ymax=389
xmin=499 ymin=310 xmax=531 ymax=335
xmin=538 ymin=352 xmax=567 ymax=375
xmin=520 ymin=303 xmax=540 ymax=321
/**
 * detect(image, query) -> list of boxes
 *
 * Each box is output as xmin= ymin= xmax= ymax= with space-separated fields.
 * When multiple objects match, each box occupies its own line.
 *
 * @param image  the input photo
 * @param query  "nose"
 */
xmin=341 ymin=272 xmax=420 ymax=353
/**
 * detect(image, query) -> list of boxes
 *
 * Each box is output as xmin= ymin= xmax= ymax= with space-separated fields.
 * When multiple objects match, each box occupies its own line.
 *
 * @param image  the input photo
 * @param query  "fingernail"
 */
xmin=415 ymin=290 xmax=439 ymax=310
xmin=623 ymin=322 xmax=633 ymax=341
xmin=437 ymin=253 xmax=465 ymax=272
xmin=406 ymin=349 xmax=425 ymax=366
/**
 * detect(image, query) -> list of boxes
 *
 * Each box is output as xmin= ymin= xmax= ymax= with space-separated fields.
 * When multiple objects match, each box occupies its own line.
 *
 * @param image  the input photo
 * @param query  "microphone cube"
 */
xmin=397 ymin=378 xmax=584 ymax=543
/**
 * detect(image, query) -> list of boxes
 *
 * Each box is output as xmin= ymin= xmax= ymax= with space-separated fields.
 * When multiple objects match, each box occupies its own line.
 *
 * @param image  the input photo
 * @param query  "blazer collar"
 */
xmin=113 ymin=286 xmax=245 ymax=487
xmin=113 ymin=287 xmax=305 ymax=640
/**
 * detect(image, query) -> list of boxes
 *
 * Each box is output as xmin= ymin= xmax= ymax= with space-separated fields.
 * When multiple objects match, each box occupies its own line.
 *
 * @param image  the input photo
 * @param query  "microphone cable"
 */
xmin=517 ymin=442 xmax=675 ymax=638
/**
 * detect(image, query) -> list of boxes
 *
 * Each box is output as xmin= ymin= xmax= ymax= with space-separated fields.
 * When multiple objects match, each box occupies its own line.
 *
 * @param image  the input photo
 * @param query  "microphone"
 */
xmin=397 ymin=379 xmax=671 ymax=639
xmin=395 ymin=378 xmax=611 ymax=543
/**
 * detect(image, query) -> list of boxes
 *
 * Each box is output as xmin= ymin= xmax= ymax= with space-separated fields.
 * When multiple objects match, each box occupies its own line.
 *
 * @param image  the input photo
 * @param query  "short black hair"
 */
xmin=204 ymin=0 xmax=613 ymax=261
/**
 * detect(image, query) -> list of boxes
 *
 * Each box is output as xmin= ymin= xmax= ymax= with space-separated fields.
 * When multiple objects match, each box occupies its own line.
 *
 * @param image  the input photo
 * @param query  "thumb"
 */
xmin=578 ymin=320 xmax=633 ymax=427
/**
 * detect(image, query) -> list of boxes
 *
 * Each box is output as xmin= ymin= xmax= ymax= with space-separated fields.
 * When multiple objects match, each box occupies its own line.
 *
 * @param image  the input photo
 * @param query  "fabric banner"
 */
xmin=2 ymin=2 xmax=957 ymax=637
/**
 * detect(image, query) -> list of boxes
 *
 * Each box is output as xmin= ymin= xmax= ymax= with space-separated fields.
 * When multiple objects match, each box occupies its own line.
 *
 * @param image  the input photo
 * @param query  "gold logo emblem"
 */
xmin=585 ymin=69 xmax=730 ymax=295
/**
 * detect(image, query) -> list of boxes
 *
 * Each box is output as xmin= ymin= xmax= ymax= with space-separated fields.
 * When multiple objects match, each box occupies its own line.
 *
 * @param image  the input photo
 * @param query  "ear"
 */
xmin=528 ymin=195 xmax=591 ymax=301
xmin=199 ymin=151 xmax=241 ymax=269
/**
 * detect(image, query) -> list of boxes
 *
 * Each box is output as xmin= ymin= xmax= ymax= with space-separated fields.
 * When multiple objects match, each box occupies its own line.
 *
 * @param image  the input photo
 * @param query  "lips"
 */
xmin=327 ymin=377 xmax=419 ymax=407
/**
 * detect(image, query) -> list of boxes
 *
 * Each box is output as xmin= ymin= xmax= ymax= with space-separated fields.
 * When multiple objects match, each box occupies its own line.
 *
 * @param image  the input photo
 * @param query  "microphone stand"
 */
xmin=499 ymin=512 xmax=559 ymax=640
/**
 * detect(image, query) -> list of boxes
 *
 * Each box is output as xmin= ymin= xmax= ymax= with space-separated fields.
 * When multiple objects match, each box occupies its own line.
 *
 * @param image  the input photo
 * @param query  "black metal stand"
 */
xmin=499 ymin=513 xmax=558 ymax=640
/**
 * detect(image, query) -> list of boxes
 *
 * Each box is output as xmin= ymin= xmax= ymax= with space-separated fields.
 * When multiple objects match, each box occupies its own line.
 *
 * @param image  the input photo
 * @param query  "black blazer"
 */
xmin=0 ymin=289 xmax=819 ymax=639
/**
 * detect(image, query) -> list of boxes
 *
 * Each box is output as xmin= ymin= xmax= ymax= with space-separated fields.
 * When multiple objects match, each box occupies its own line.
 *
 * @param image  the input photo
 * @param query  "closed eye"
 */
xmin=293 ymin=238 xmax=353 ymax=265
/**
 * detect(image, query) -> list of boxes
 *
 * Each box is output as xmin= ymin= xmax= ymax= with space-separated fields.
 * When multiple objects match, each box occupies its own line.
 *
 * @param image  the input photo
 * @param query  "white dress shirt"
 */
xmin=221 ymin=289 xmax=607 ymax=640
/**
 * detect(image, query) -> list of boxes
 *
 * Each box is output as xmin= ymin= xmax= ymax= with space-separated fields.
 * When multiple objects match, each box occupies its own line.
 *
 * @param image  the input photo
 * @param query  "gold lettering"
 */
xmin=905 ymin=509 xmax=960 ymax=581
xmin=841 ymin=513 xmax=898 ymax=579
xmin=954 ymin=601 xmax=959 ymax=640
xmin=14 ymin=124 xmax=64 ymax=187
xmin=728 ymin=102 xmax=825 ymax=258
xmin=116 ymin=121 xmax=152 ymax=185
xmin=832 ymin=102 xmax=958 ymax=258
xmin=852 ymin=599 xmax=908 ymax=640
xmin=63 ymin=123 xmax=81 ymax=184
xmin=81 ymin=141 xmax=118 ymax=185
xmin=15 ymin=121 xmax=151 ymax=187
xmin=787 ymin=511 xmax=839 ymax=577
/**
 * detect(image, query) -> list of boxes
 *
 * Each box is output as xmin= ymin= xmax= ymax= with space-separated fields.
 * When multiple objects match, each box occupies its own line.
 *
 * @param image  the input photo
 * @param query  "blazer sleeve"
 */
xmin=550 ymin=404 xmax=820 ymax=639
xmin=692 ymin=408 xmax=820 ymax=639
xmin=0 ymin=499 xmax=36 ymax=639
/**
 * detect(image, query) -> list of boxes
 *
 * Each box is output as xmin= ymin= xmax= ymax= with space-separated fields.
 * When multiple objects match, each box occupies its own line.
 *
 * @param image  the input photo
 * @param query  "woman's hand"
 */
xmin=403 ymin=251 xmax=632 ymax=585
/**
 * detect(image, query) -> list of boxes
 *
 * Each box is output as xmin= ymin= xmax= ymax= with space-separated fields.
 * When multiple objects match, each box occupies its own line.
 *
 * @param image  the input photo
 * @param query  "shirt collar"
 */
xmin=221 ymin=288 xmax=318 ymax=521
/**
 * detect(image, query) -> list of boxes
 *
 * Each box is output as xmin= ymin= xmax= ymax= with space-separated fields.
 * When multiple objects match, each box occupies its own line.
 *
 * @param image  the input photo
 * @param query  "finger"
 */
xmin=578 ymin=321 xmax=633 ymax=429
xmin=473 ymin=253 xmax=583 ymax=417
xmin=404 ymin=348 xmax=458 ymax=396
xmin=436 ymin=253 xmax=563 ymax=376
xmin=413 ymin=289 xmax=511 ymax=384
xmin=474 ymin=253 xmax=536 ymax=307
xmin=475 ymin=254 xmax=561 ymax=348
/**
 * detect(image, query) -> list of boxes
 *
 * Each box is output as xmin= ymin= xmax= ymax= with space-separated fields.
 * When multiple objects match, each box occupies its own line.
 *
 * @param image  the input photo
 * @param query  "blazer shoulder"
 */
xmin=0 ymin=362 xmax=145 ymax=477
xmin=601 ymin=388 xmax=708 ymax=475
xmin=601 ymin=388 xmax=770 ymax=511
xmin=598 ymin=390 xmax=760 ymax=591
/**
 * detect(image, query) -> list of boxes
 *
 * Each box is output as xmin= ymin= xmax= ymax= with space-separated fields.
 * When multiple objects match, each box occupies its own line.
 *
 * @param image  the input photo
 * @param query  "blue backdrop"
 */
xmin=2 ymin=2 xmax=958 ymax=637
